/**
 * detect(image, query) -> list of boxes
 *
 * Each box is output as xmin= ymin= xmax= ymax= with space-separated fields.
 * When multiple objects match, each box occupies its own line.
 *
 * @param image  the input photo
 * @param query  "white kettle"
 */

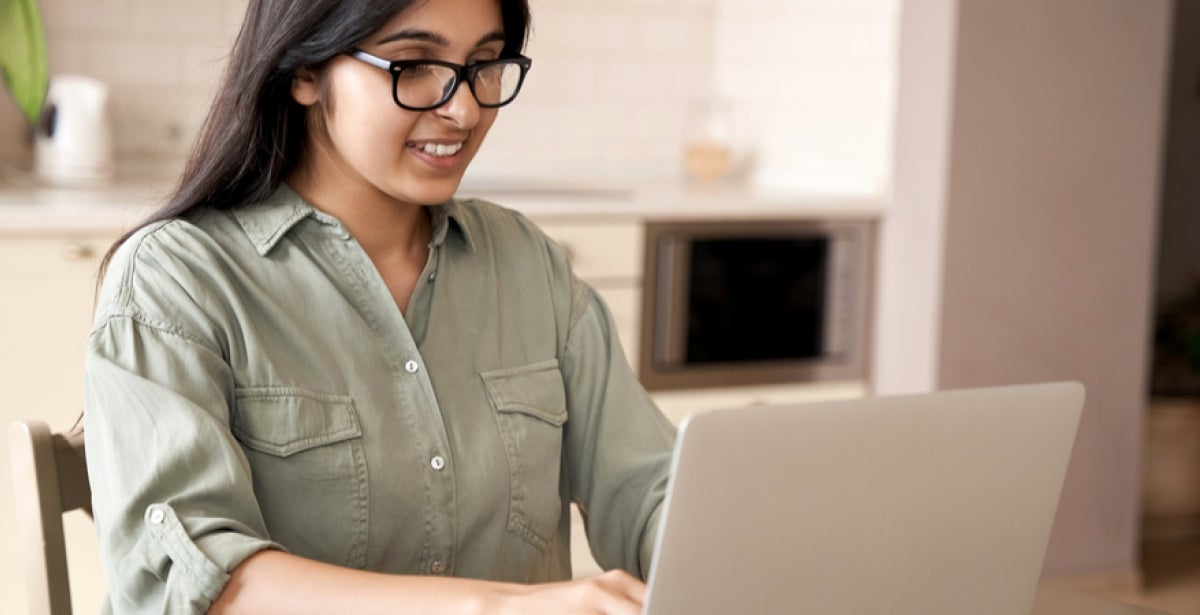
xmin=35 ymin=75 xmax=115 ymax=186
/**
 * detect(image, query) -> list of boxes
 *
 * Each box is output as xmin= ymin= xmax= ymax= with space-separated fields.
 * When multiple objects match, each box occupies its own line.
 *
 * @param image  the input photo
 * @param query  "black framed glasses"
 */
xmin=348 ymin=49 xmax=532 ymax=111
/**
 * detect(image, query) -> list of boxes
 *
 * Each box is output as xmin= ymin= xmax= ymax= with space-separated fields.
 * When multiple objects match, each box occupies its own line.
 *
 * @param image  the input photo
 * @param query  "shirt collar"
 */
xmin=232 ymin=183 xmax=476 ymax=256
xmin=429 ymin=199 xmax=476 ymax=253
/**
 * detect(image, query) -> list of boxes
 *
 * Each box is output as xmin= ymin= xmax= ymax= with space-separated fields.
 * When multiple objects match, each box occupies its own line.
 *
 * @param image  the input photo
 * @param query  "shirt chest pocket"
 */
xmin=481 ymin=359 xmax=569 ymax=553
xmin=231 ymin=387 xmax=369 ymax=568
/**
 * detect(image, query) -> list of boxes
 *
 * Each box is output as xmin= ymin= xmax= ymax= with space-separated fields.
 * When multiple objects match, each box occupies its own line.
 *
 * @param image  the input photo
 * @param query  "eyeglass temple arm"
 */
xmin=349 ymin=49 xmax=390 ymax=70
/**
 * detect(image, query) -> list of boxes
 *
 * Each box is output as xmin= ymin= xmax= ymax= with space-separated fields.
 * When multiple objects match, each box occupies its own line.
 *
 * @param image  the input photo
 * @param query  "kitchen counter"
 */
xmin=0 ymin=182 xmax=170 ymax=234
xmin=0 ymin=171 xmax=883 ymax=235
xmin=455 ymin=179 xmax=883 ymax=221
xmin=0 ymin=164 xmax=177 ymax=234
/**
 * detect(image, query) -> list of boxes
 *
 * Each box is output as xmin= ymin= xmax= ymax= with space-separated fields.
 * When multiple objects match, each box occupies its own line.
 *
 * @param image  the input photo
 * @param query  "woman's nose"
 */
xmin=435 ymin=80 xmax=480 ymax=128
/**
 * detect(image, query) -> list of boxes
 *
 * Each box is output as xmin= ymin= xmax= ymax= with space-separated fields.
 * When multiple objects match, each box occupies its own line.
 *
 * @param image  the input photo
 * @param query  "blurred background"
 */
xmin=2 ymin=0 xmax=1199 ymax=613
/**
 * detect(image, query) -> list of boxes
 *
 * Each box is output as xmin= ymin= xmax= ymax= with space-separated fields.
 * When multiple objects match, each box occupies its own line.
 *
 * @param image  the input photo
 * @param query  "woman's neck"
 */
xmin=286 ymin=161 xmax=432 ymax=265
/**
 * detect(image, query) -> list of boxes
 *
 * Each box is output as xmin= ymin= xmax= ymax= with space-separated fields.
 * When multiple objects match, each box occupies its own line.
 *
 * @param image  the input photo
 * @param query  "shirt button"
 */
xmin=430 ymin=455 xmax=446 ymax=471
xmin=428 ymin=271 xmax=437 ymax=283
xmin=430 ymin=560 xmax=446 ymax=575
xmin=404 ymin=360 xmax=419 ymax=374
xmin=149 ymin=508 xmax=165 ymax=525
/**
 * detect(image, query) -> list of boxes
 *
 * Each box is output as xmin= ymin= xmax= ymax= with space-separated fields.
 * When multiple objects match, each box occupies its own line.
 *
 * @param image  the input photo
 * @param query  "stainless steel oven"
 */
xmin=638 ymin=217 xmax=875 ymax=390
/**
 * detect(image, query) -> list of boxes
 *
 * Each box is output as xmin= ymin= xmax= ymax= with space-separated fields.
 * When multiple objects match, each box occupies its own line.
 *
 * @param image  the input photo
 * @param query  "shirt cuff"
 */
xmin=143 ymin=503 xmax=283 ymax=609
xmin=638 ymin=501 xmax=665 ymax=581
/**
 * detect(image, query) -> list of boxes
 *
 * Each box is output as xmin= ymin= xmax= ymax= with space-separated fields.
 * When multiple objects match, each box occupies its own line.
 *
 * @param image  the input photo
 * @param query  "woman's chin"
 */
xmin=418 ymin=192 xmax=458 ymax=206
xmin=394 ymin=181 xmax=463 ymax=207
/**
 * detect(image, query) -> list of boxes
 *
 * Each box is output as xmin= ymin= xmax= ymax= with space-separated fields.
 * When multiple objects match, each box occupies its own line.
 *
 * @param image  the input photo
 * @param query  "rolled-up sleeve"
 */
xmin=560 ymin=279 xmax=677 ymax=580
xmin=85 ymin=233 xmax=283 ymax=614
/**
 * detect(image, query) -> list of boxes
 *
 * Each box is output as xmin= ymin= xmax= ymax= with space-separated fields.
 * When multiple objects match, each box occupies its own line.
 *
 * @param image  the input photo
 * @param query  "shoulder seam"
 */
xmin=564 ymin=277 xmax=595 ymax=347
xmin=112 ymin=219 xmax=181 ymax=313
xmin=93 ymin=312 xmax=224 ymax=358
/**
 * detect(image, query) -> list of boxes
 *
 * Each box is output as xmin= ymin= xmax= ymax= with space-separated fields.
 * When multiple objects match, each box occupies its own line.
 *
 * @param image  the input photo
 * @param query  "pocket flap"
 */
xmin=481 ymin=359 xmax=568 ymax=426
xmin=232 ymin=388 xmax=362 ymax=457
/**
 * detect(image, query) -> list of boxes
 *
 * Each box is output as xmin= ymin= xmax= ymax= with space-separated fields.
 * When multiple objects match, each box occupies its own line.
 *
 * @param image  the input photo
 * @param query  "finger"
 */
xmin=599 ymin=570 xmax=647 ymax=605
xmin=596 ymin=589 xmax=643 ymax=615
xmin=626 ymin=576 xmax=647 ymax=605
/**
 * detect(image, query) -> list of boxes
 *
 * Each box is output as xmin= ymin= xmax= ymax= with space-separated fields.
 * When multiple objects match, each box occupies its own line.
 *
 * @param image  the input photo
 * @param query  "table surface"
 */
xmin=1031 ymin=586 xmax=1169 ymax=615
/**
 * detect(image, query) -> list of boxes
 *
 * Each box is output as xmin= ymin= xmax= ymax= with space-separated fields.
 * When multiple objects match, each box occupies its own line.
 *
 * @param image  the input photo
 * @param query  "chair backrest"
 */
xmin=10 ymin=420 xmax=90 ymax=615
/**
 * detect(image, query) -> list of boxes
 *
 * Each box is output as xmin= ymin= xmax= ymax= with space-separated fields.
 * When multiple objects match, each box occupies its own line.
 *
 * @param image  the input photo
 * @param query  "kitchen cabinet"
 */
xmin=1 ymin=232 xmax=116 ymax=615
xmin=535 ymin=218 xmax=644 ymax=370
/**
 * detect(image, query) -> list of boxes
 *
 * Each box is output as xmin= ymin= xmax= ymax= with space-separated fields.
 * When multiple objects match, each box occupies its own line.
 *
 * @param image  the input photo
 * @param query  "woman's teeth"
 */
xmin=416 ymin=142 xmax=464 ymax=157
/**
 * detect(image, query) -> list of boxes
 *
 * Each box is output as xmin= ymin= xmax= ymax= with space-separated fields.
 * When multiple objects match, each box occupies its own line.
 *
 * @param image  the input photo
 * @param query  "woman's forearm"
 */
xmin=208 ymin=547 xmax=646 ymax=615
xmin=207 ymin=550 xmax=500 ymax=615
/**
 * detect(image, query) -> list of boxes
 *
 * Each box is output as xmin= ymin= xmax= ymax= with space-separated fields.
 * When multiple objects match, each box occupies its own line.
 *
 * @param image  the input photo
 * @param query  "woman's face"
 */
xmin=292 ymin=0 xmax=505 ymax=209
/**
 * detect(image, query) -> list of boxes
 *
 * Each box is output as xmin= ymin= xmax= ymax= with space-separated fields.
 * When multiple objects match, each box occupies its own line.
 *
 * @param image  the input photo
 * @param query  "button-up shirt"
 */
xmin=84 ymin=184 xmax=677 ymax=614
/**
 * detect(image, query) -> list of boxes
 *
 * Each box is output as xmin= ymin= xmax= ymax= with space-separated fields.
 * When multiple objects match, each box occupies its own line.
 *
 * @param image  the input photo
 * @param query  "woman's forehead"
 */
xmin=369 ymin=0 xmax=504 ymax=47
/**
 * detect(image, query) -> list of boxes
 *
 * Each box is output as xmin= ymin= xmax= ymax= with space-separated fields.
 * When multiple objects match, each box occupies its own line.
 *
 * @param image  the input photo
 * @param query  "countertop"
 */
xmin=0 ymin=169 xmax=884 ymax=235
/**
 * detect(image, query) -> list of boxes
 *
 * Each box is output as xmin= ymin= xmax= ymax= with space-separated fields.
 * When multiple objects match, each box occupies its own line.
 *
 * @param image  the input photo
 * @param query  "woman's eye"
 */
xmin=386 ymin=49 xmax=435 ymax=64
xmin=400 ymin=63 xmax=438 ymax=78
xmin=470 ymin=48 xmax=503 ymax=64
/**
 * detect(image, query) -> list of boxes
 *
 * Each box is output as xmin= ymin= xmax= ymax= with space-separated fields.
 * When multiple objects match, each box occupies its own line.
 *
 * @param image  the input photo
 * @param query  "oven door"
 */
xmin=638 ymin=219 xmax=874 ymax=391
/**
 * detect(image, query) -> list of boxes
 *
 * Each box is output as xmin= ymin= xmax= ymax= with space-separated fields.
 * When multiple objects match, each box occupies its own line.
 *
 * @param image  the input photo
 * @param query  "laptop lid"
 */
xmin=642 ymin=381 xmax=1084 ymax=615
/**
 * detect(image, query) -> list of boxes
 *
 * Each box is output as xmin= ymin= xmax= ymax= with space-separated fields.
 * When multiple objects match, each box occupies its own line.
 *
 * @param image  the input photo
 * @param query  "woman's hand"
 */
xmin=490 ymin=569 xmax=647 ymax=615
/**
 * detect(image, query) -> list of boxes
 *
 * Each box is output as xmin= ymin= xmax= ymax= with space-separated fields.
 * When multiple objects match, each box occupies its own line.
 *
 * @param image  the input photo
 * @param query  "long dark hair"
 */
xmin=99 ymin=0 xmax=530 ymax=276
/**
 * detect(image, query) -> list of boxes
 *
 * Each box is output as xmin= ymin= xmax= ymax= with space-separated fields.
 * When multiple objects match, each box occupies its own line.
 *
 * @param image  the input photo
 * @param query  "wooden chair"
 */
xmin=10 ymin=420 xmax=91 ymax=615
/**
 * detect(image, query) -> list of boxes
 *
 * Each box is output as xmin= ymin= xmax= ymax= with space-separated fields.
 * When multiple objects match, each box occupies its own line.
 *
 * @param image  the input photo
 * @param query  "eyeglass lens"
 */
xmin=396 ymin=62 xmax=524 ymax=109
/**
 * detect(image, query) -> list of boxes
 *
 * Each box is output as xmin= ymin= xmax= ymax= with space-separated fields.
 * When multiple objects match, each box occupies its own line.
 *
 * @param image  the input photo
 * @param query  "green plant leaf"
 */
xmin=0 ymin=0 xmax=49 ymax=125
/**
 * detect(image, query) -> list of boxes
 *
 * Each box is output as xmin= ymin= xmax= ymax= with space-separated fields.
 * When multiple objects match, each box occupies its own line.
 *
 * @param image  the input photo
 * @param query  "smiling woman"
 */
xmin=82 ymin=1 xmax=676 ymax=614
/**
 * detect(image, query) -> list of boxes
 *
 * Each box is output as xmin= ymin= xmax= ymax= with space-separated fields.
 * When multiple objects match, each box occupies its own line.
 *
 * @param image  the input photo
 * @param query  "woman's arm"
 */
xmin=209 ymin=550 xmax=646 ymax=615
xmin=559 ymin=279 xmax=678 ymax=579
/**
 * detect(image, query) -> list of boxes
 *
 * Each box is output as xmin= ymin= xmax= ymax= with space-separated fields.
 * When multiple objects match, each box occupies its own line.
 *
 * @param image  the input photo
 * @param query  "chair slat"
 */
xmin=11 ymin=420 xmax=85 ymax=615
xmin=54 ymin=431 xmax=90 ymax=515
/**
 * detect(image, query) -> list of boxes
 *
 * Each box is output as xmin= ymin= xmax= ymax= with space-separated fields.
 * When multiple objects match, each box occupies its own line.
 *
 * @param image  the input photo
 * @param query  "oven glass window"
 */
xmin=685 ymin=236 xmax=828 ymax=364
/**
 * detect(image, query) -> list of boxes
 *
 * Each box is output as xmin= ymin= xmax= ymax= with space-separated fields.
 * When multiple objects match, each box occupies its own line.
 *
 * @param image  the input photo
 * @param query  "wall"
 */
xmin=870 ymin=0 xmax=957 ymax=396
xmin=472 ymin=0 xmax=717 ymax=180
xmin=935 ymin=0 xmax=1170 ymax=579
xmin=0 ymin=0 xmax=724 ymax=180
xmin=711 ymin=0 xmax=899 ymax=194
xmin=0 ymin=0 xmax=247 ymax=166
xmin=0 ymin=0 xmax=900 ymax=190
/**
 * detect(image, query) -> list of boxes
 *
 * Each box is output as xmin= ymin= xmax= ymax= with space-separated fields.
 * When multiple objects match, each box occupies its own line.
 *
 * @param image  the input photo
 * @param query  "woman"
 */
xmin=84 ymin=0 xmax=676 ymax=612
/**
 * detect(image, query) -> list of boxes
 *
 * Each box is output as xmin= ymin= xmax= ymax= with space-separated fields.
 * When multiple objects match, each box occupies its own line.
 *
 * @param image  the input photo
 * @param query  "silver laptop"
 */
xmin=643 ymin=381 xmax=1084 ymax=615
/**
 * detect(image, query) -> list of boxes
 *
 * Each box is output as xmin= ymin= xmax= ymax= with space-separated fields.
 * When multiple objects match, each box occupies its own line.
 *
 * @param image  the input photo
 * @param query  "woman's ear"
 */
xmin=291 ymin=66 xmax=321 ymax=106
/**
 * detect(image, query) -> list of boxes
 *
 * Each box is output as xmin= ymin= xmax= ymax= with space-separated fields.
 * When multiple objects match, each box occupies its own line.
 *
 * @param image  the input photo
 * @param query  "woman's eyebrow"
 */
xmin=377 ymin=29 xmax=448 ymax=46
xmin=475 ymin=30 xmax=506 ymax=47
xmin=376 ymin=28 xmax=506 ymax=48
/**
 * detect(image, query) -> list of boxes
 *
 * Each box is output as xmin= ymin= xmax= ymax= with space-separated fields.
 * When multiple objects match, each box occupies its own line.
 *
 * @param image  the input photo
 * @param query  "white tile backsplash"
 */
xmin=533 ymin=9 xmax=637 ymax=53
xmin=0 ymin=0 xmax=242 ymax=165
xmin=713 ymin=0 xmax=900 ymax=193
xmin=127 ymin=0 xmax=228 ymax=38
xmin=633 ymin=13 xmax=714 ymax=55
xmin=86 ymin=38 xmax=187 ymax=88
xmin=181 ymin=42 xmax=233 ymax=90
xmin=1 ymin=0 xmax=897 ymax=190
xmin=37 ymin=0 xmax=132 ymax=35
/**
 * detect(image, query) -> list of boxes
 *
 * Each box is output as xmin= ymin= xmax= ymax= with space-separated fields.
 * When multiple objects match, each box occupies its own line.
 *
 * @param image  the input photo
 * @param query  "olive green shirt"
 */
xmin=84 ymin=184 xmax=676 ymax=614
